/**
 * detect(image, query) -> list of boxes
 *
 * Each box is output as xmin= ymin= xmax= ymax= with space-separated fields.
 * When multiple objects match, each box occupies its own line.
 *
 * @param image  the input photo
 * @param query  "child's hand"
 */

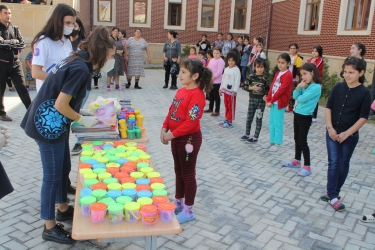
xmin=337 ymin=132 xmax=349 ymax=143
xmin=163 ymin=132 xmax=174 ymax=142
xmin=219 ymin=92 xmax=222 ymax=96
xmin=231 ymin=92 xmax=237 ymax=97
xmin=160 ymin=129 xmax=168 ymax=145
xmin=253 ymin=86 xmax=262 ymax=92
xmin=266 ymin=102 xmax=272 ymax=108
xmin=297 ymin=81 xmax=308 ymax=89
xmin=327 ymin=127 xmax=338 ymax=141
xmin=263 ymin=96 xmax=267 ymax=101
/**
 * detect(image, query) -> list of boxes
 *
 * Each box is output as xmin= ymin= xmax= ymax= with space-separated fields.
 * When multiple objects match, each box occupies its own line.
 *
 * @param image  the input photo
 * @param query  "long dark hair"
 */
xmin=313 ymin=45 xmax=323 ymax=57
xmin=31 ymin=3 xmax=76 ymax=51
xmin=180 ymin=59 xmax=213 ymax=93
xmin=300 ymin=63 xmax=322 ymax=84
xmin=74 ymin=26 xmax=114 ymax=73
xmin=75 ymin=17 xmax=85 ymax=40
xmin=353 ymin=42 xmax=366 ymax=57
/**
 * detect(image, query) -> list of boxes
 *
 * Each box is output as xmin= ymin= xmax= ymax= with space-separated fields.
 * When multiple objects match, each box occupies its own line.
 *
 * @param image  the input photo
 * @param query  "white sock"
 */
xmin=331 ymin=198 xmax=338 ymax=204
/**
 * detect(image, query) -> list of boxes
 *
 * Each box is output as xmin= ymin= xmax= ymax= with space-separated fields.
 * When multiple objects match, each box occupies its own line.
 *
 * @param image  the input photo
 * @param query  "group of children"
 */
xmin=162 ymin=39 xmax=373 ymax=224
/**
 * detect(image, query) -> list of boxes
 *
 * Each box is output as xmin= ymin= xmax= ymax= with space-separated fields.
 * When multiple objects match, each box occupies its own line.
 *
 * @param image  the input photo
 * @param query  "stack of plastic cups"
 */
xmin=80 ymin=196 xmax=96 ymax=216
xmin=118 ymin=119 xmax=127 ymax=139
xmin=90 ymin=203 xmax=107 ymax=224
xmin=124 ymin=202 xmax=141 ymax=223
xmin=141 ymin=205 xmax=158 ymax=226
xmin=158 ymin=202 xmax=176 ymax=223
xmin=108 ymin=203 xmax=124 ymax=224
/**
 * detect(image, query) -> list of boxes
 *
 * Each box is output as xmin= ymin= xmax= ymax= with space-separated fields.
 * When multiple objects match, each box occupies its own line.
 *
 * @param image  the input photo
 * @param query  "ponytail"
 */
xmin=199 ymin=68 xmax=213 ymax=93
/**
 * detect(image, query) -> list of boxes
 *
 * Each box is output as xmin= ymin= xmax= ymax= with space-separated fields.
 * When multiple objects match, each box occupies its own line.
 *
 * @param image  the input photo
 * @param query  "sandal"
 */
xmin=210 ymin=112 xmax=220 ymax=117
xmin=282 ymin=159 xmax=301 ymax=168
xmin=219 ymin=122 xmax=232 ymax=128
xmin=361 ymin=214 xmax=375 ymax=223
xmin=297 ymin=166 xmax=312 ymax=177
xmin=320 ymin=194 xmax=341 ymax=202
xmin=329 ymin=199 xmax=345 ymax=212
xmin=218 ymin=120 xmax=228 ymax=125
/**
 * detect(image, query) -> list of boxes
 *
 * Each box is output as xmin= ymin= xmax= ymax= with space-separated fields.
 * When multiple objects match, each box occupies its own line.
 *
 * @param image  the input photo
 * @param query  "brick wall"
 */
xmin=269 ymin=1 xmax=375 ymax=60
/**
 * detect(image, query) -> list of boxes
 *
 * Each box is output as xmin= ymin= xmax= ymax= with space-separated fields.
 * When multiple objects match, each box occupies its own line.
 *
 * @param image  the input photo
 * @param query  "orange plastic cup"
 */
xmin=106 ymin=167 xmax=120 ymax=176
xmin=120 ymin=176 xmax=136 ymax=184
xmin=152 ymin=196 xmax=168 ymax=208
xmin=141 ymin=205 xmax=158 ymax=226
xmin=113 ymin=141 xmax=125 ymax=148
xmin=90 ymin=202 xmax=107 ymax=224
xmin=92 ymin=183 xmax=108 ymax=191
xmin=122 ymin=162 xmax=137 ymax=171
xmin=114 ymin=172 xmax=129 ymax=181
xmin=120 ymin=166 xmax=135 ymax=174
xmin=79 ymin=163 xmax=92 ymax=169
xmin=149 ymin=177 xmax=164 ymax=184
xmin=136 ymin=144 xmax=147 ymax=152
xmin=136 ymin=184 xmax=151 ymax=192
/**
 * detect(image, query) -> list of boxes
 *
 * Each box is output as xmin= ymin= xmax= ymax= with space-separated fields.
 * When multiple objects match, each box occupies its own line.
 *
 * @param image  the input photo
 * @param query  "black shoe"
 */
xmin=94 ymin=86 xmax=98 ymax=89
xmin=134 ymin=85 xmax=142 ymax=89
xmin=56 ymin=205 xmax=74 ymax=222
xmin=173 ymin=85 xmax=178 ymax=89
xmin=126 ymin=83 xmax=131 ymax=89
xmin=0 ymin=115 xmax=12 ymax=121
xmin=163 ymin=84 xmax=168 ymax=89
xmin=67 ymin=185 xmax=76 ymax=195
xmin=169 ymin=86 xmax=173 ymax=90
xmin=71 ymin=143 xmax=82 ymax=155
xmin=42 ymin=223 xmax=75 ymax=245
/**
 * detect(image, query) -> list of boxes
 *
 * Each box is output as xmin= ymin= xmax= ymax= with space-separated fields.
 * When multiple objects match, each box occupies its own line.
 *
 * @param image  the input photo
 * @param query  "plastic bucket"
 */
xmin=137 ymin=197 xmax=153 ymax=208
xmin=107 ymin=183 xmax=122 ymax=191
xmin=107 ymin=190 xmax=122 ymax=200
xmin=151 ymin=183 xmax=166 ymax=191
xmin=127 ymin=156 xmax=139 ymax=162
xmin=152 ymin=196 xmax=169 ymax=208
xmin=137 ymin=190 xmax=153 ymax=199
xmin=106 ymin=163 xmax=120 ymax=168
xmin=92 ymin=163 xmax=106 ymax=169
xmin=80 ymin=196 xmax=96 ymax=216
xmin=97 ymin=157 xmax=109 ymax=164
xmin=122 ymin=162 xmax=137 ymax=170
xmin=120 ymin=177 xmax=136 ymax=184
xmin=114 ymin=172 xmax=129 ymax=181
xmin=83 ymin=173 xmax=98 ymax=183
xmin=80 ymin=187 xmax=92 ymax=200
xmin=115 ymin=152 xmax=127 ymax=158
xmin=103 ymin=178 xmax=119 ymax=185
xmin=108 ymin=203 xmax=124 ymax=224
xmin=122 ymin=189 xmax=137 ymax=201
xmin=91 ymin=183 xmax=107 ymax=191
xmin=140 ymin=167 xmax=154 ymax=177
xmin=114 ymin=141 xmax=125 ymax=147
xmin=91 ymin=189 xmax=107 ymax=201
xmin=130 ymin=172 xmax=144 ymax=180
xmin=126 ymin=142 xmax=137 ymax=147
xmin=81 ymin=150 xmax=93 ymax=156
xmin=136 ymin=178 xmax=150 ymax=185
xmin=152 ymin=189 xmax=168 ymax=197
xmin=121 ymin=166 xmax=136 ymax=174
xmin=136 ymin=162 xmax=150 ymax=171
xmin=80 ymin=156 xmax=92 ymax=162
xmin=116 ymin=145 xmax=127 ymax=153
xmin=105 ymin=149 xmax=117 ymax=156
xmin=141 ymin=205 xmax=158 ymax=226
xmin=146 ymin=172 xmax=161 ymax=179
xmin=93 ymin=168 xmax=107 ymax=175
xmin=136 ymin=184 xmax=151 ymax=192
xmin=138 ymin=154 xmax=151 ymax=163
xmin=117 ymin=158 xmax=128 ymax=165
xmin=90 ymin=202 xmax=107 ymax=224
xmin=116 ymin=196 xmax=133 ymax=205
xmin=122 ymin=182 xmax=136 ymax=190
xmin=83 ymin=179 xmax=99 ymax=188
xmin=79 ymin=168 xmax=93 ymax=183
xmin=92 ymin=141 xmax=104 ymax=147
xmin=86 ymin=159 xmax=99 ymax=165
xmin=106 ymin=167 xmax=120 ymax=176
xmin=108 ymin=156 xmax=120 ymax=163
xmin=94 ymin=150 xmax=107 ymax=156
xmin=124 ymin=202 xmax=141 ymax=222
xmin=81 ymin=143 xmax=93 ymax=148
xmin=98 ymin=172 xmax=112 ymax=182
xmin=98 ymin=197 xmax=116 ymax=206
xmin=136 ymin=144 xmax=147 ymax=152
xmin=79 ymin=163 xmax=92 ymax=170
xmin=159 ymin=202 xmax=176 ymax=223
xmin=149 ymin=177 xmax=164 ymax=184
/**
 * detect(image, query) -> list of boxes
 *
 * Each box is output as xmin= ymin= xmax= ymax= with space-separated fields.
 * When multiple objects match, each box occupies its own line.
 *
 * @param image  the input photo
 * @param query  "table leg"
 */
xmin=145 ymin=235 xmax=157 ymax=250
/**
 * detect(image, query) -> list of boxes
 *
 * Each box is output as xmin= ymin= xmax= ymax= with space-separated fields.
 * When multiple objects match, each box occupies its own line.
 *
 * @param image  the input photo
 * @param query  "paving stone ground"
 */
xmin=1 ymin=69 xmax=375 ymax=250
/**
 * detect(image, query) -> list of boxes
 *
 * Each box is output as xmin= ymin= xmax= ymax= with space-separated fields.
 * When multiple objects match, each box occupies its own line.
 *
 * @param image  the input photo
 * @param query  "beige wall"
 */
xmin=267 ymin=50 xmax=374 ymax=86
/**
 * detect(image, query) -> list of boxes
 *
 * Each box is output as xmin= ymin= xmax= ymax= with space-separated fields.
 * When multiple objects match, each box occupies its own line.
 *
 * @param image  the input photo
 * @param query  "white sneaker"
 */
xmin=263 ymin=143 xmax=274 ymax=149
xmin=269 ymin=145 xmax=280 ymax=151
xmin=312 ymin=118 xmax=317 ymax=123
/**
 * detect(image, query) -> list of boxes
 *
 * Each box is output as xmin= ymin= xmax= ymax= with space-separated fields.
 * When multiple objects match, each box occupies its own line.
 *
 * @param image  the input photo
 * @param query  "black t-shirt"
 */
xmin=326 ymin=82 xmax=371 ymax=133
xmin=21 ymin=51 xmax=93 ymax=143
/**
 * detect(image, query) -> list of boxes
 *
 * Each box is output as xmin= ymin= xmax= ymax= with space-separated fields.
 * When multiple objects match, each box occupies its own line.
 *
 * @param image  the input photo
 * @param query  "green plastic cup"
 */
xmin=135 ymin=129 xmax=142 ymax=139
xmin=99 ymin=197 xmax=116 ymax=206
xmin=80 ymin=156 xmax=92 ymax=162
xmin=80 ymin=196 xmax=96 ymax=216
xmin=106 ymin=148 xmax=117 ymax=156
xmin=84 ymin=179 xmax=99 ymax=188
xmin=103 ymin=178 xmax=119 ymax=185
xmin=137 ymin=162 xmax=149 ymax=170
xmin=93 ymin=141 xmax=104 ymax=146
xmin=152 ymin=189 xmax=168 ymax=196
xmin=92 ymin=189 xmax=107 ymax=201
xmin=93 ymin=168 xmax=107 ymax=175
xmin=116 ymin=196 xmax=133 ymax=205
xmin=128 ymin=130 xmax=135 ymax=140
xmin=108 ymin=203 xmax=124 ymax=224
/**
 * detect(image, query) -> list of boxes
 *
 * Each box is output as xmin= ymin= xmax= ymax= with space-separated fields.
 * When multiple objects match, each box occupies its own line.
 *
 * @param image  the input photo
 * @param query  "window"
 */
xmin=229 ymin=0 xmax=252 ymax=33
xmin=233 ymin=0 xmax=247 ymax=29
xmin=337 ymin=0 xmax=375 ymax=35
xmin=164 ymin=0 xmax=186 ymax=30
xmin=197 ymin=0 xmax=219 ymax=32
xmin=129 ymin=0 xmax=151 ymax=28
xmin=94 ymin=0 xmax=116 ymax=26
xmin=345 ymin=0 xmax=371 ymax=30
xmin=298 ymin=0 xmax=324 ymax=35
xmin=304 ymin=0 xmax=320 ymax=31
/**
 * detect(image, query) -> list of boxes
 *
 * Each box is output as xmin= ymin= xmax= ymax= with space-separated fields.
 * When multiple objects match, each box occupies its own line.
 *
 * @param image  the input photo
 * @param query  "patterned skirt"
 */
xmin=107 ymin=54 xmax=124 ymax=77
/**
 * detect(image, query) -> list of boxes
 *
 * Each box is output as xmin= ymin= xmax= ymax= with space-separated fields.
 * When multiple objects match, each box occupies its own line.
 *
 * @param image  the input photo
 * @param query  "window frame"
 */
xmin=197 ymin=0 xmax=220 ymax=32
xmin=297 ymin=0 xmax=324 ymax=35
xmin=344 ymin=0 xmax=371 ymax=30
xmin=229 ymin=0 xmax=252 ymax=34
xmin=201 ymin=1 xmax=215 ymax=28
xmin=337 ymin=0 xmax=375 ymax=35
xmin=93 ymin=0 xmax=117 ymax=26
xmin=133 ymin=0 xmax=147 ymax=24
xmin=129 ymin=0 xmax=152 ymax=28
xmin=164 ymin=0 xmax=186 ymax=30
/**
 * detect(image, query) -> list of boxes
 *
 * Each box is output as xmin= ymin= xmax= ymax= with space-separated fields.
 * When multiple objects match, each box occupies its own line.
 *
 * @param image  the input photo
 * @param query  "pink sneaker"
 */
xmin=106 ymin=87 xmax=110 ymax=91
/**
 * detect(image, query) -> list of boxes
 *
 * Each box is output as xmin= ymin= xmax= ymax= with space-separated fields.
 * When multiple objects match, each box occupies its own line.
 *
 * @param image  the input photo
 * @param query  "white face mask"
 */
xmin=101 ymin=59 xmax=115 ymax=73
xmin=63 ymin=25 xmax=74 ymax=36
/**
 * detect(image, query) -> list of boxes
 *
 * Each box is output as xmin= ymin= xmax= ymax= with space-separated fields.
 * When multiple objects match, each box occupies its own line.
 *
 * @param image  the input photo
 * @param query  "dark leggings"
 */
xmin=209 ymin=84 xmax=221 ymax=113
xmin=6 ymin=78 xmax=12 ymax=88
xmin=313 ymin=103 xmax=319 ymax=119
xmin=294 ymin=112 xmax=312 ymax=166
xmin=93 ymin=77 xmax=99 ymax=87
xmin=164 ymin=64 xmax=177 ymax=86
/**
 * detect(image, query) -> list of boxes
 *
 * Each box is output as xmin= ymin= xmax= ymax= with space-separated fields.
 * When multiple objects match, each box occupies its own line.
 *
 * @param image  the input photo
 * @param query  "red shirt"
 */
xmin=163 ymin=87 xmax=206 ymax=138
xmin=307 ymin=57 xmax=324 ymax=79
xmin=266 ymin=70 xmax=293 ymax=109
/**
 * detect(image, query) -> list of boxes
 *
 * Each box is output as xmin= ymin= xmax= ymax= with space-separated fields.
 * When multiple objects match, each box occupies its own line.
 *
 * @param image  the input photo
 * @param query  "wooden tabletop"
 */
xmin=72 ymin=161 xmax=182 ymax=240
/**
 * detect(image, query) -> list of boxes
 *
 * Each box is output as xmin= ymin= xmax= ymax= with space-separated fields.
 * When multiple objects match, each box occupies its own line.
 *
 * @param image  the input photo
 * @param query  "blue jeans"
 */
xmin=76 ymin=90 xmax=90 ymax=144
xmin=326 ymin=131 xmax=359 ymax=200
xmin=36 ymin=138 xmax=71 ymax=220
xmin=241 ymin=66 xmax=248 ymax=83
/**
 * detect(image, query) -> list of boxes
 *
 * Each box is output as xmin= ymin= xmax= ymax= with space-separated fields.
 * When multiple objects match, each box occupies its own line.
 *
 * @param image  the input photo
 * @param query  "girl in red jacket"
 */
xmin=161 ymin=58 xmax=212 ymax=223
xmin=265 ymin=53 xmax=293 ymax=151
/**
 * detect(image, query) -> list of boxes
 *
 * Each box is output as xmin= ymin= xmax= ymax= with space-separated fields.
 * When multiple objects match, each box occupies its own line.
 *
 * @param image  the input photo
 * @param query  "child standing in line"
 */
xmin=92 ymin=71 xmax=102 ymax=89
xmin=206 ymin=49 xmax=213 ymax=67
xmin=188 ymin=47 xmax=197 ymax=59
xmin=321 ymin=57 xmax=371 ymax=212
xmin=25 ymin=51 xmax=34 ymax=90
xmin=240 ymin=36 xmax=251 ymax=85
xmin=287 ymin=43 xmax=304 ymax=112
xmin=219 ymin=51 xmax=241 ymax=128
xmin=282 ymin=63 xmax=322 ymax=176
xmin=198 ymin=50 xmax=206 ymax=66
xmin=264 ymin=53 xmax=293 ymax=151
xmin=205 ymin=47 xmax=225 ymax=116
xmin=240 ymin=58 xmax=269 ymax=143
xmin=169 ymin=54 xmax=180 ymax=90
xmin=307 ymin=45 xmax=324 ymax=123
xmin=248 ymin=36 xmax=264 ymax=73
xmin=161 ymin=58 xmax=212 ymax=223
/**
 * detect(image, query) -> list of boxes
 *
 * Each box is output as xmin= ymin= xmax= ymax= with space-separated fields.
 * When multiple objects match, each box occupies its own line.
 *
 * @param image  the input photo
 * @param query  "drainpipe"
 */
xmin=266 ymin=0 xmax=273 ymax=58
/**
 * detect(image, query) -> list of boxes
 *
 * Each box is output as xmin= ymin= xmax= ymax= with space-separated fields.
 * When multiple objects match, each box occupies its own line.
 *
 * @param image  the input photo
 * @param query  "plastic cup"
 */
xmin=81 ymin=151 xmax=93 ymax=156
xmin=116 ymin=196 xmax=133 ymax=205
xmin=134 ymin=109 xmax=141 ymax=115
xmin=99 ymin=197 xmax=116 ymax=206
xmin=130 ymin=172 xmax=144 ymax=180
xmin=114 ymin=141 xmax=126 ymax=147
xmin=140 ymin=167 xmax=154 ymax=177
xmin=120 ymin=177 xmax=136 ymax=184
xmin=107 ymin=190 xmax=122 ymax=200
xmin=136 ymin=162 xmax=150 ymax=171
xmin=124 ymin=202 xmax=141 ymax=222
xmin=140 ymin=126 xmax=146 ymax=136
xmin=117 ymin=158 xmax=128 ymax=165
xmin=159 ymin=202 xmax=176 ymax=223
xmin=83 ymin=173 xmax=98 ymax=183
xmin=106 ymin=167 xmax=120 ymax=176
xmin=119 ymin=129 xmax=128 ymax=139
xmin=127 ymin=156 xmax=139 ymax=163
xmin=136 ymin=115 xmax=144 ymax=127
xmin=80 ymin=196 xmax=96 ymax=216
xmin=137 ymin=197 xmax=153 ymax=208
xmin=114 ymin=172 xmax=129 ymax=181
xmin=126 ymin=146 xmax=137 ymax=151
xmin=115 ymin=152 xmax=126 ymax=158
xmin=147 ymin=172 xmax=161 ymax=179
xmin=90 ymin=202 xmax=107 ymax=224
xmin=80 ymin=187 xmax=92 ymax=200
xmin=136 ymin=184 xmax=151 ymax=192
xmin=92 ymin=183 xmax=107 ymax=191
xmin=135 ymin=129 xmax=142 ymax=139
xmin=92 ymin=141 xmax=104 ymax=147
xmin=93 ymin=168 xmax=107 ymax=175
xmin=98 ymin=172 xmax=112 ymax=182
xmin=139 ymin=154 xmax=151 ymax=163
xmin=152 ymin=196 xmax=169 ymax=208
xmin=127 ymin=130 xmax=135 ymax=140
xmin=103 ymin=178 xmax=119 ymax=185
xmin=80 ymin=156 xmax=92 ymax=162
xmin=108 ymin=203 xmax=124 ymax=224
xmin=126 ymin=142 xmax=137 ymax=147
xmin=122 ymin=189 xmax=137 ymax=201
xmin=79 ymin=168 xmax=93 ymax=183
xmin=137 ymin=190 xmax=153 ymax=199
xmin=107 ymin=183 xmax=122 ymax=191
xmin=151 ymin=183 xmax=166 ymax=191
xmin=106 ymin=163 xmax=121 ymax=168
xmin=79 ymin=163 xmax=92 ymax=170
xmin=92 ymin=189 xmax=107 ymax=201
xmin=97 ymin=157 xmax=109 ymax=164
xmin=136 ymin=178 xmax=150 ymax=185
xmin=140 ymin=205 xmax=157 ymax=226
xmin=84 ymin=179 xmax=99 ymax=188
xmin=122 ymin=182 xmax=136 ymax=190
xmin=149 ymin=177 xmax=164 ymax=184
xmin=136 ymin=144 xmax=147 ymax=152
xmin=86 ymin=159 xmax=99 ymax=165
xmin=152 ymin=189 xmax=168 ymax=196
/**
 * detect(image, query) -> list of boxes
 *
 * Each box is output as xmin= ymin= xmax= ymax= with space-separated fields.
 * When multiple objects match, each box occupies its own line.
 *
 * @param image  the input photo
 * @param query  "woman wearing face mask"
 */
xmin=31 ymin=3 xmax=76 ymax=92
xmin=21 ymin=26 xmax=115 ymax=244
xmin=70 ymin=17 xmax=85 ymax=52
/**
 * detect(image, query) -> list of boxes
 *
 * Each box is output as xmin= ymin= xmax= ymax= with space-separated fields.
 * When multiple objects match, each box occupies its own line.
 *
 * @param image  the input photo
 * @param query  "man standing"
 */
xmin=0 ymin=5 xmax=31 ymax=121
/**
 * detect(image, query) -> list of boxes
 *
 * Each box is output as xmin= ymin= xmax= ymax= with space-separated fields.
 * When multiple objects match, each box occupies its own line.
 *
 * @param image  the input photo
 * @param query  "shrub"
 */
xmin=321 ymin=57 xmax=340 ymax=99
xmin=181 ymin=45 xmax=191 ymax=58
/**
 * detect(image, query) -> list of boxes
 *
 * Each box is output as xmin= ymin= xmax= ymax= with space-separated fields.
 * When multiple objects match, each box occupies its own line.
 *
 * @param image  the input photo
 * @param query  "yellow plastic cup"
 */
xmin=134 ymin=109 xmax=141 ymax=115
xmin=151 ymin=183 xmax=166 ymax=191
xmin=119 ymin=129 xmax=128 ymax=139
xmin=81 ymin=151 xmax=93 ymax=156
xmin=130 ymin=172 xmax=144 ymax=180
xmin=79 ymin=168 xmax=93 ymax=183
xmin=106 ymin=163 xmax=121 ymax=168
xmin=98 ymin=172 xmax=112 ymax=182
xmin=137 ymin=197 xmax=153 ymax=208
xmin=97 ymin=157 xmax=109 ymax=164
xmin=118 ymin=119 xmax=127 ymax=129
xmin=122 ymin=182 xmax=137 ymax=190
xmin=146 ymin=172 xmax=161 ymax=179
xmin=140 ymin=167 xmax=154 ymax=177
xmin=83 ymin=173 xmax=98 ymax=183
xmin=107 ymin=183 xmax=122 ymax=191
